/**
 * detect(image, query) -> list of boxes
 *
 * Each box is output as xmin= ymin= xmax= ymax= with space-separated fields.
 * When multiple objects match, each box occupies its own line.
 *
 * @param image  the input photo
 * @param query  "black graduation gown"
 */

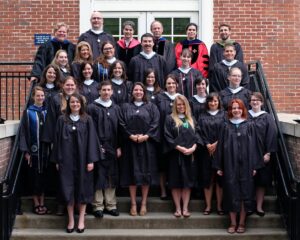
xmin=79 ymin=81 xmax=99 ymax=105
xmin=119 ymin=102 xmax=160 ymax=187
xmin=189 ymin=96 xmax=206 ymax=121
xmin=213 ymin=120 xmax=264 ymax=212
xmin=52 ymin=115 xmax=100 ymax=204
xmin=197 ymin=110 xmax=226 ymax=188
xmin=154 ymin=92 xmax=176 ymax=171
xmin=19 ymin=105 xmax=48 ymax=195
xmin=153 ymin=38 xmax=177 ymax=73
xmin=19 ymin=105 xmax=48 ymax=172
xmin=210 ymin=61 xmax=249 ymax=92
xmin=87 ymin=101 xmax=121 ymax=189
xmin=171 ymin=68 xmax=203 ymax=99
xmin=219 ymin=87 xmax=252 ymax=110
xmin=30 ymin=39 xmax=75 ymax=80
xmin=128 ymin=53 xmax=167 ymax=88
xmin=42 ymin=93 xmax=64 ymax=143
xmin=145 ymin=89 xmax=162 ymax=104
xmin=249 ymin=112 xmax=277 ymax=187
xmin=78 ymin=30 xmax=116 ymax=60
xmin=116 ymin=38 xmax=141 ymax=68
xmin=164 ymin=115 xmax=201 ymax=188
xmin=42 ymin=86 xmax=60 ymax=110
xmin=111 ymin=81 xmax=133 ymax=106
xmin=209 ymin=41 xmax=244 ymax=73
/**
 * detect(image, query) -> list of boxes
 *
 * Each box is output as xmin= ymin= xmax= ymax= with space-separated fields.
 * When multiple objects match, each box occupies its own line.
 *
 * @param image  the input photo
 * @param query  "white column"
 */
xmin=199 ymin=0 xmax=214 ymax=51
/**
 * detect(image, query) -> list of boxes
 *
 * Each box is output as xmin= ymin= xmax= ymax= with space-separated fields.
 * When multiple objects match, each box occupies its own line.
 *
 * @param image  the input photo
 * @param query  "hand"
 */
xmin=217 ymin=170 xmax=223 ymax=176
xmin=56 ymin=164 xmax=59 ymax=171
xmin=129 ymin=134 xmax=139 ymax=142
xmin=183 ymin=144 xmax=197 ymax=155
xmin=87 ymin=163 xmax=94 ymax=172
xmin=263 ymin=153 xmax=271 ymax=163
xmin=137 ymin=134 xmax=149 ymax=143
xmin=30 ymin=76 xmax=38 ymax=82
xmin=253 ymin=170 xmax=257 ymax=176
xmin=24 ymin=152 xmax=32 ymax=167
xmin=116 ymin=148 xmax=122 ymax=158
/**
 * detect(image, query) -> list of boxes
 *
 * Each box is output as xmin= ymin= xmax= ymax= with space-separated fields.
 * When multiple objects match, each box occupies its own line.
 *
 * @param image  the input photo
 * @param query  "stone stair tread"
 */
xmin=14 ymin=211 xmax=285 ymax=230
xmin=11 ymin=228 xmax=288 ymax=239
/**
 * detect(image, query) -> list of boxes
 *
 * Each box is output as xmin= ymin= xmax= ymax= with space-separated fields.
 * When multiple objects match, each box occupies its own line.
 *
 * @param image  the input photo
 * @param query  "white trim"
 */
xmin=79 ymin=0 xmax=214 ymax=47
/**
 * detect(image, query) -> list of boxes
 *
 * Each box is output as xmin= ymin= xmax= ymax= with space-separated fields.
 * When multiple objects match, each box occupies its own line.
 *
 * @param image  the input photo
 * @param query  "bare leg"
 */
xmin=182 ymin=188 xmax=191 ymax=215
xmin=159 ymin=173 xmax=167 ymax=198
xmin=171 ymin=188 xmax=182 ymax=215
xmin=216 ymin=183 xmax=223 ymax=211
xmin=141 ymin=185 xmax=149 ymax=206
xmin=239 ymin=202 xmax=246 ymax=226
xmin=77 ymin=204 xmax=86 ymax=230
xmin=203 ymin=184 xmax=213 ymax=212
xmin=256 ymin=187 xmax=265 ymax=212
xmin=140 ymin=185 xmax=149 ymax=215
xmin=229 ymin=212 xmax=237 ymax=226
xmin=129 ymin=185 xmax=137 ymax=215
xmin=66 ymin=203 xmax=75 ymax=229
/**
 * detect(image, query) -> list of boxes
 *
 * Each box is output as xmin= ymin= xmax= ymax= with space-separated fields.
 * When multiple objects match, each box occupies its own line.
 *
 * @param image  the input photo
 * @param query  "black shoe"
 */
xmin=66 ymin=227 xmax=74 ymax=233
xmin=256 ymin=210 xmax=265 ymax=217
xmin=246 ymin=211 xmax=254 ymax=216
xmin=93 ymin=210 xmax=104 ymax=218
xmin=76 ymin=228 xmax=85 ymax=233
xmin=104 ymin=208 xmax=119 ymax=216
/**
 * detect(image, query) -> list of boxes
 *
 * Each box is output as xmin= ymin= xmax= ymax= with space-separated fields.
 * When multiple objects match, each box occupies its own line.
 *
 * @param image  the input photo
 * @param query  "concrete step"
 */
xmin=19 ymin=196 xmax=279 ymax=213
xmin=14 ymin=212 xmax=284 ymax=229
xmin=11 ymin=228 xmax=288 ymax=240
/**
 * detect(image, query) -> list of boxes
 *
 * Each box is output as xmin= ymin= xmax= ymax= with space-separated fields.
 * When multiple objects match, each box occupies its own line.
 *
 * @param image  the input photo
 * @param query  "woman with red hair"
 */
xmin=213 ymin=98 xmax=263 ymax=234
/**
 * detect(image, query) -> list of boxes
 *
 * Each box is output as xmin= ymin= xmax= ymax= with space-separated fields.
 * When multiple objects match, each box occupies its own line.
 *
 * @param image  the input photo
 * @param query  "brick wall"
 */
xmin=0 ymin=0 xmax=80 ymax=72
xmin=213 ymin=0 xmax=300 ymax=113
xmin=0 ymin=137 xmax=14 ymax=180
xmin=285 ymin=135 xmax=300 ymax=180
xmin=0 ymin=0 xmax=299 ymax=113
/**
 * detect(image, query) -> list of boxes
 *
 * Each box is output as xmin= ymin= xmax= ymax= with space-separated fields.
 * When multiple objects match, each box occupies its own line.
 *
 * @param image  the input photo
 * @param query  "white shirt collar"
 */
xmin=91 ymin=29 xmax=103 ymax=35
xmin=249 ymin=109 xmax=266 ymax=117
xmin=228 ymin=86 xmax=243 ymax=94
xmin=46 ymin=83 xmax=55 ymax=89
xmin=164 ymin=92 xmax=180 ymax=100
xmin=208 ymin=110 xmax=219 ymax=116
xmin=107 ymin=57 xmax=116 ymax=64
xmin=140 ymin=51 xmax=156 ymax=59
xmin=95 ymin=98 xmax=112 ymax=107
xmin=84 ymin=79 xmax=94 ymax=85
xmin=134 ymin=101 xmax=144 ymax=106
xmin=112 ymin=78 xmax=123 ymax=85
xmin=222 ymin=59 xmax=238 ymax=67
xmin=230 ymin=118 xmax=245 ymax=124
xmin=178 ymin=67 xmax=192 ymax=74
xmin=147 ymin=86 xmax=154 ymax=92
xmin=70 ymin=114 xmax=80 ymax=121
xmin=193 ymin=94 xmax=206 ymax=103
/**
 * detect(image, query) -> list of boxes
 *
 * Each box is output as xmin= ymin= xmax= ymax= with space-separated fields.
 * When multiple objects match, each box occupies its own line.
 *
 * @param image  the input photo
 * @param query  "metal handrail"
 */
xmin=248 ymin=60 xmax=300 ymax=240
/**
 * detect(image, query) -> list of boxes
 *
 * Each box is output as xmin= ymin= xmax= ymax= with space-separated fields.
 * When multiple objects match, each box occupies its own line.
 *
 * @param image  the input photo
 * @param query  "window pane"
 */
xmin=155 ymin=18 xmax=171 ymax=35
xmin=104 ymin=18 xmax=119 ymax=35
xmin=174 ymin=18 xmax=190 ymax=35
xmin=173 ymin=36 xmax=186 ymax=44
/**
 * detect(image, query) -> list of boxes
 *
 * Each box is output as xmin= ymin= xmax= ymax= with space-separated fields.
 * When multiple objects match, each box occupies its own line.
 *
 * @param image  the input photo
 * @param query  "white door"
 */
xmin=101 ymin=11 xmax=198 ymax=43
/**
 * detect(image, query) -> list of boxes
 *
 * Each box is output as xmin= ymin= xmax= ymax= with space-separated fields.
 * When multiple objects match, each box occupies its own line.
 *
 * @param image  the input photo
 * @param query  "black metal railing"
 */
xmin=0 ymin=62 xmax=33 ymax=120
xmin=0 ymin=79 xmax=35 ymax=240
xmin=248 ymin=61 xmax=300 ymax=240
xmin=0 ymin=62 xmax=33 ymax=240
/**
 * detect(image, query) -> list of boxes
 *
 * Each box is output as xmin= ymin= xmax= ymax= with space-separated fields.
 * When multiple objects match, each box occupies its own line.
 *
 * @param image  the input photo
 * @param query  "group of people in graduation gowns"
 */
xmin=20 ymin=18 xmax=278 ymax=234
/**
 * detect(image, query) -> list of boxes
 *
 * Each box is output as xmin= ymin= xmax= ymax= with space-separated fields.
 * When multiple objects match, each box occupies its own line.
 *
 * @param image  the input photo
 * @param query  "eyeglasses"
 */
xmin=103 ymin=47 xmax=113 ymax=51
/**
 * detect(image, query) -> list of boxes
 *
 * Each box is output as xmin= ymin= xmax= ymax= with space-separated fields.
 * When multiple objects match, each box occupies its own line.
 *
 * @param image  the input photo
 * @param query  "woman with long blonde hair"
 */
xmin=164 ymin=95 xmax=201 ymax=218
